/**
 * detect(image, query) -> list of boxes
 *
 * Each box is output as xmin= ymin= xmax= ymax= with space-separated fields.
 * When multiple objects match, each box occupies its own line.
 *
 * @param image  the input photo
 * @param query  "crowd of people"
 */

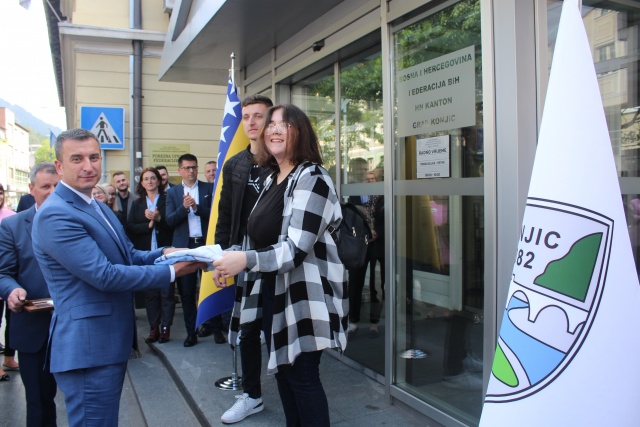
xmin=0 ymin=93 xmax=390 ymax=427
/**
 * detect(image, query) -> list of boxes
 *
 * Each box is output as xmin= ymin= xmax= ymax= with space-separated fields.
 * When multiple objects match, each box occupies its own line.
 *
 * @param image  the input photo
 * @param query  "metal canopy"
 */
xmin=159 ymin=0 xmax=344 ymax=86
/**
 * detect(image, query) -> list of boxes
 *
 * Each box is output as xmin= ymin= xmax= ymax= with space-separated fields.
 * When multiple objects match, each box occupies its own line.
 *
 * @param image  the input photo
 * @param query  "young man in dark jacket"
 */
xmin=217 ymin=94 xmax=272 ymax=424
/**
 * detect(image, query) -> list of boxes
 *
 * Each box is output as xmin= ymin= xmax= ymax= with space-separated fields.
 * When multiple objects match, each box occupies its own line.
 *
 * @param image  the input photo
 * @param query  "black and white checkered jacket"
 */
xmin=229 ymin=162 xmax=348 ymax=372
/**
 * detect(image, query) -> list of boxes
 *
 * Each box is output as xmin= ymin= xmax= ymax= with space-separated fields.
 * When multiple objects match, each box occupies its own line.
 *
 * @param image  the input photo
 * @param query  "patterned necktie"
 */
xmin=90 ymin=199 xmax=122 ymax=245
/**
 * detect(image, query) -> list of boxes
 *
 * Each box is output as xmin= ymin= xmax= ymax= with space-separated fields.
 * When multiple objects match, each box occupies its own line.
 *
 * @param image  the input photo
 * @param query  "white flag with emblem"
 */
xmin=480 ymin=0 xmax=640 ymax=425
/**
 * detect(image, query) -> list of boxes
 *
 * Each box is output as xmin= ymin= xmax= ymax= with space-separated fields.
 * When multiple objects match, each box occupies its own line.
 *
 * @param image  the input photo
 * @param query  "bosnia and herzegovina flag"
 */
xmin=480 ymin=0 xmax=640 ymax=425
xmin=49 ymin=130 xmax=56 ymax=149
xmin=196 ymin=76 xmax=249 ymax=328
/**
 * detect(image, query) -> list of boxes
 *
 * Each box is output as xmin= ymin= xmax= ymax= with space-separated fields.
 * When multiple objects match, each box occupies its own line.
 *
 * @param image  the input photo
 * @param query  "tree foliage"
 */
xmin=305 ymin=53 xmax=384 ymax=169
xmin=34 ymin=138 xmax=55 ymax=164
xmin=395 ymin=0 xmax=481 ymax=70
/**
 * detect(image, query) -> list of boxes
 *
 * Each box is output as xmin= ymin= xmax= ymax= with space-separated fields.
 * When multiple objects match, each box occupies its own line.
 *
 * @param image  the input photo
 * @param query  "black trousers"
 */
xmin=1 ymin=302 xmax=16 ymax=357
xmin=19 ymin=343 xmax=57 ymax=427
xmin=176 ymin=240 xmax=202 ymax=334
xmin=240 ymin=319 xmax=262 ymax=399
xmin=145 ymin=282 xmax=176 ymax=328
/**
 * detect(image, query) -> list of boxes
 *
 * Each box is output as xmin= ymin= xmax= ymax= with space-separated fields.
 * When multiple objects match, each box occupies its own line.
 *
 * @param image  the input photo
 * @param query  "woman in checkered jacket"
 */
xmin=214 ymin=104 xmax=348 ymax=426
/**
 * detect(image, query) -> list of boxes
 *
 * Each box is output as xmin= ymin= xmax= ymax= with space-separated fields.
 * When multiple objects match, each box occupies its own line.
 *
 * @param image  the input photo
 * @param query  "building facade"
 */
xmin=45 ymin=0 xmax=226 ymax=186
xmin=44 ymin=0 xmax=640 ymax=425
xmin=0 ymin=107 xmax=31 ymax=208
xmin=156 ymin=1 xmax=640 ymax=426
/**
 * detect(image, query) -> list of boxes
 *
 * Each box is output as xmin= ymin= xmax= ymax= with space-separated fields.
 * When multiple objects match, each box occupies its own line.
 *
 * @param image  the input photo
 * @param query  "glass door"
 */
xmin=391 ymin=0 xmax=484 ymax=424
xmin=545 ymin=1 xmax=640 ymax=273
xmin=292 ymin=47 xmax=386 ymax=376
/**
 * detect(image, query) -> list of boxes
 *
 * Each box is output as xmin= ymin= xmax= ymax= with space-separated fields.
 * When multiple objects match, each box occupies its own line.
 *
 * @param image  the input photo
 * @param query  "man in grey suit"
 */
xmin=32 ymin=128 xmax=204 ymax=426
xmin=0 ymin=162 xmax=59 ymax=427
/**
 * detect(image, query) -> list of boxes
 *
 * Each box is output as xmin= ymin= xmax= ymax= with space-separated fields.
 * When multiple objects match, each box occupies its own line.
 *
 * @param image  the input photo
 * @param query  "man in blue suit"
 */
xmin=31 ymin=128 xmax=204 ymax=426
xmin=0 ymin=162 xmax=59 ymax=427
xmin=16 ymin=193 xmax=36 ymax=212
xmin=166 ymin=153 xmax=213 ymax=347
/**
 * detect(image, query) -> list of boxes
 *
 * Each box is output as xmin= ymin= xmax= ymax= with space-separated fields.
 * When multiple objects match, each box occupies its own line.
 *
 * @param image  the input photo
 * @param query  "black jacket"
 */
xmin=165 ymin=181 xmax=213 ymax=247
xmin=215 ymin=146 xmax=269 ymax=249
xmin=126 ymin=194 xmax=173 ymax=251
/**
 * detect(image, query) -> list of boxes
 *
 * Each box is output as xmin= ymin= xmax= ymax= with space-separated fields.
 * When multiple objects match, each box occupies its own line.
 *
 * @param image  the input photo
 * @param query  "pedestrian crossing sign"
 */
xmin=80 ymin=106 xmax=125 ymax=150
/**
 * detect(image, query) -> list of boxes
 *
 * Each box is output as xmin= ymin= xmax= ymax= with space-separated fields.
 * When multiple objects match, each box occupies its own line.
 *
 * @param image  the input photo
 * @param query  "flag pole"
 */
xmin=230 ymin=52 xmax=235 ymax=87
xmin=215 ymin=52 xmax=243 ymax=392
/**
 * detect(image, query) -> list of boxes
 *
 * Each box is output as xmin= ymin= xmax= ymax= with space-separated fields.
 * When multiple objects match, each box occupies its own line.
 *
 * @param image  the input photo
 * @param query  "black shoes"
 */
xmin=145 ymin=326 xmax=160 ymax=343
xmin=184 ymin=333 xmax=198 ymax=347
xmin=159 ymin=326 xmax=170 ymax=343
xmin=213 ymin=331 xmax=227 ymax=344
xmin=197 ymin=323 xmax=213 ymax=337
xmin=0 ymin=373 xmax=9 ymax=382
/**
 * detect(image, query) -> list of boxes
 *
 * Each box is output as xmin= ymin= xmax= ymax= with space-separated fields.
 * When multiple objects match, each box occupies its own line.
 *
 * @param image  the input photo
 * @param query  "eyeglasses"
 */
xmin=181 ymin=166 xmax=198 ymax=171
xmin=265 ymin=123 xmax=291 ymax=135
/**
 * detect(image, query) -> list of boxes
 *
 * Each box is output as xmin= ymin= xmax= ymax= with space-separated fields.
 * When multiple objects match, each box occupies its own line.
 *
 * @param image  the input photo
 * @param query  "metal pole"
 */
xmin=215 ymin=344 xmax=242 ymax=390
xmin=215 ymin=52 xmax=242 ymax=391
xmin=101 ymin=149 xmax=107 ymax=183
xmin=230 ymin=52 xmax=235 ymax=86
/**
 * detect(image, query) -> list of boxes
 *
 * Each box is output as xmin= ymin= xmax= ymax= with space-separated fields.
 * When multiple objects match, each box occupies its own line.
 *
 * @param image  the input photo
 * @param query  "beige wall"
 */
xmin=68 ymin=0 xmax=168 ymax=31
xmin=70 ymin=0 xmax=130 ymax=28
xmin=72 ymin=52 xmax=224 ymax=184
xmin=74 ymin=52 xmax=130 ymax=180
xmin=141 ymin=56 xmax=224 ymax=180
xmin=0 ymin=108 xmax=31 ymax=206
xmin=142 ymin=0 xmax=170 ymax=32
xmin=62 ymin=0 xmax=225 ymax=185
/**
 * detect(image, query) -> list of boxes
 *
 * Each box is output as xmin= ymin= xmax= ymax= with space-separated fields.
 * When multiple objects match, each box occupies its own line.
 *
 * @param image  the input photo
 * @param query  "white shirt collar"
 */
xmin=61 ymin=180 xmax=93 ymax=204
xmin=182 ymin=180 xmax=197 ymax=189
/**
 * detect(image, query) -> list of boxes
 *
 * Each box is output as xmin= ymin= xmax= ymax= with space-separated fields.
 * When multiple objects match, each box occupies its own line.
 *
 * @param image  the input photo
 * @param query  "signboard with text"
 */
xmin=397 ymin=45 xmax=476 ymax=137
xmin=149 ymin=143 xmax=191 ymax=168
xmin=416 ymin=135 xmax=450 ymax=179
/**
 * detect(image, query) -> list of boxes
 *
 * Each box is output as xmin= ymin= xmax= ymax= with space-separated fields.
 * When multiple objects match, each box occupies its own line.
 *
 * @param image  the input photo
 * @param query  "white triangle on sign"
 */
xmin=90 ymin=114 xmax=121 ymax=144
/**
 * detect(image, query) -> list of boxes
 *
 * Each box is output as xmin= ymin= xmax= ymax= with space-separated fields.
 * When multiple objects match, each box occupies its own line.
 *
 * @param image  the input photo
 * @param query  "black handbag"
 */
xmin=328 ymin=203 xmax=371 ymax=270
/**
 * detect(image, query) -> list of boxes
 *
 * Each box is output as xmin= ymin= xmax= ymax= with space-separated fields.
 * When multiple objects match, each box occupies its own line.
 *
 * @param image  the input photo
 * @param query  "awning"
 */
xmin=159 ymin=0 xmax=344 ymax=85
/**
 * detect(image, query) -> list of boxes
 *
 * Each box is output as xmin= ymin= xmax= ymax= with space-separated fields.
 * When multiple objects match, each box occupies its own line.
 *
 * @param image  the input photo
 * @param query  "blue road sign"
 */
xmin=80 ymin=106 xmax=125 ymax=150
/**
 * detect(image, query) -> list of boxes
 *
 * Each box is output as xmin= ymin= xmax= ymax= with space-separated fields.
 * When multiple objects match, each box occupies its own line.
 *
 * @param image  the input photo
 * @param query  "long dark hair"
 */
xmin=0 ymin=183 xmax=5 ymax=209
xmin=255 ymin=104 xmax=323 ymax=170
xmin=135 ymin=168 xmax=164 ymax=198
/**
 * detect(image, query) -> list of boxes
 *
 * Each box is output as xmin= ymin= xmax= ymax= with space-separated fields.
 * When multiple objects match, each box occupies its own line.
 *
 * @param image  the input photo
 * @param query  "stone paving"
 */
xmin=0 ymin=307 xmax=433 ymax=426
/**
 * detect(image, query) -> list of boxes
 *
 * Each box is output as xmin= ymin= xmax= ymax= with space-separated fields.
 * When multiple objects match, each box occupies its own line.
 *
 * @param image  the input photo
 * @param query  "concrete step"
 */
xmin=127 ymin=344 xmax=204 ymax=426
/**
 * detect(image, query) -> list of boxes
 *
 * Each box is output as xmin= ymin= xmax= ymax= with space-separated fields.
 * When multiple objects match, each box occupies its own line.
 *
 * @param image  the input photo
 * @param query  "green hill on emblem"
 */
xmin=534 ymin=233 xmax=602 ymax=302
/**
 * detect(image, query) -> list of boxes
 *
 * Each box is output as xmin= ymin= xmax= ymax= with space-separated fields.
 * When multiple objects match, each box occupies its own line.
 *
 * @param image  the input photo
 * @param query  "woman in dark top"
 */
xmin=127 ymin=167 xmax=175 ymax=343
xmin=214 ymin=104 xmax=348 ymax=427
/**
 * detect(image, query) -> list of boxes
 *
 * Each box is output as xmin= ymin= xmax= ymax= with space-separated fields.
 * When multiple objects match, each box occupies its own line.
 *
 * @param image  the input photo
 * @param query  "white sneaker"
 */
xmin=221 ymin=393 xmax=264 ymax=424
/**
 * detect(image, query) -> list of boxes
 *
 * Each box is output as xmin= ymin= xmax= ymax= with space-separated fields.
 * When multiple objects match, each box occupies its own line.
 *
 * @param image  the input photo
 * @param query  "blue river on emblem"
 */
xmin=501 ymin=295 xmax=565 ymax=386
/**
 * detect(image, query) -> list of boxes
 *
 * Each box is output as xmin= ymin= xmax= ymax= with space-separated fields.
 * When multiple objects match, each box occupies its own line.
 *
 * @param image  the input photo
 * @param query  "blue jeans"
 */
xmin=274 ymin=351 xmax=330 ymax=427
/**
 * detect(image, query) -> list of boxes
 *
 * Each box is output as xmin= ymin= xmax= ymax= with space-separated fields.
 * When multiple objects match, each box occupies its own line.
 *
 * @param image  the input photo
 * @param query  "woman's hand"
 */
xmin=213 ymin=251 xmax=247 ymax=283
xmin=145 ymin=208 xmax=159 ymax=222
xmin=213 ymin=269 xmax=226 ymax=288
